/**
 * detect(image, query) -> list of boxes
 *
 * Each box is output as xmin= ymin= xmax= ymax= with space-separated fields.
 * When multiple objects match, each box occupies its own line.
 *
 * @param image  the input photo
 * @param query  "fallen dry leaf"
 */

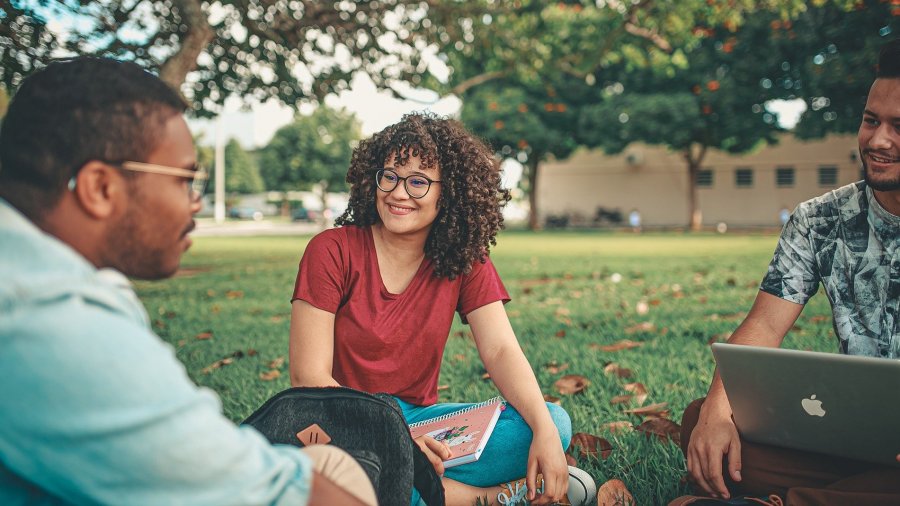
xmin=649 ymin=299 xmax=662 ymax=306
xmin=201 ymin=357 xmax=233 ymax=374
xmin=809 ymin=315 xmax=829 ymax=323
xmin=609 ymin=394 xmax=633 ymax=405
xmin=554 ymin=374 xmax=590 ymax=395
xmin=597 ymin=478 xmax=635 ymax=506
xmin=259 ymin=369 xmax=281 ymax=381
xmin=543 ymin=394 xmax=561 ymax=405
xmin=555 ymin=329 xmax=567 ymax=338
xmin=453 ymin=354 xmax=466 ymax=362
xmin=225 ymin=290 xmax=244 ymax=299
xmin=623 ymin=382 xmax=648 ymax=405
xmin=194 ymin=331 xmax=213 ymax=340
xmin=481 ymin=372 xmax=491 ymax=380
xmin=603 ymin=363 xmax=633 ymax=378
xmin=635 ymin=418 xmax=682 ymax=445
xmin=544 ymin=361 xmax=570 ymax=374
xmin=437 ymin=384 xmax=449 ymax=391
xmin=600 ymin=339 xmax=645 ymax=351
xmin=568 ymin=432 xmax=613 ymax=459
xmin=268 ymin=357 xmax=285 ymax=369
xmin=247 ymin=349 xmax=258 ymax=356
xmin=623 ymin=402 xmax=670 ymax=418
xmin=602 ymin=421 xmax=634 ymax=433
xmin=623 ymin=323 xmax=655 ymax=336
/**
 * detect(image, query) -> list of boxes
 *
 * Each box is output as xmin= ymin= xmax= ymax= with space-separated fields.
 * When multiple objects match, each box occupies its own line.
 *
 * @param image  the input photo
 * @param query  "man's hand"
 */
xmin=686 ymin=410 xmax=742 ymax=499
xmin=414 ymin=435 xmax=451 ymax=477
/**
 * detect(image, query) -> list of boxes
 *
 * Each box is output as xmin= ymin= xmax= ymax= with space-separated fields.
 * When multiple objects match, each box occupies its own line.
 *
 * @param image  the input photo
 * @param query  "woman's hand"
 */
xmin=413 ymin=435 xmax=452 ymax=477
xmin=525 ymin=429 xmax=569 ymax=505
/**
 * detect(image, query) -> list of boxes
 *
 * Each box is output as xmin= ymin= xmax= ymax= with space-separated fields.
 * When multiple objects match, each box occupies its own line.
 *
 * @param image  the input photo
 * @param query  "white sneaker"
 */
xmin=565 ymin=465 xmax=597 ymax=506
xmin=497 ymin=466 xmax=597 ymax=506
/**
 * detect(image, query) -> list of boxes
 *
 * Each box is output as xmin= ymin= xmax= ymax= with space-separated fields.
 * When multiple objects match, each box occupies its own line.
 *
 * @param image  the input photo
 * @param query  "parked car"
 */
xmin=229 ymin=207 xmax=264 ymax=221
xmin=291 ymin=207 xmax=319 ymax=222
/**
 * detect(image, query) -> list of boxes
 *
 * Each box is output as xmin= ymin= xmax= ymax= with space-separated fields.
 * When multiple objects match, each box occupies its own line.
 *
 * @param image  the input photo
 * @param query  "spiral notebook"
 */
xmin=408 ymin=396 xmax=506 ymax=468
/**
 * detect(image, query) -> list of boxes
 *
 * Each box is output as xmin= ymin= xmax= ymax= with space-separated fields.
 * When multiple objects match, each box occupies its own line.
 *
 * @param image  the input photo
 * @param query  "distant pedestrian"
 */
xmin=628 ymin=208 xmax=642 ymax=232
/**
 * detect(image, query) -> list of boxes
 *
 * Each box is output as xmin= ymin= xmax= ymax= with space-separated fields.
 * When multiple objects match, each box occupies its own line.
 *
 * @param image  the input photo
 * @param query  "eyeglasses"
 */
xmin=374 ymin=168 xmax=441 ymax=199
xmin=68 ymin=160 xmax=209 ymax=202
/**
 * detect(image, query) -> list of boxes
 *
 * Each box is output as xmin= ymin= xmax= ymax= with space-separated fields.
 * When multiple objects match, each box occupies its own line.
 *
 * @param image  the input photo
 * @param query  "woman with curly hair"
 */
xmin=289 ymin=112 xmax=593 ymax=506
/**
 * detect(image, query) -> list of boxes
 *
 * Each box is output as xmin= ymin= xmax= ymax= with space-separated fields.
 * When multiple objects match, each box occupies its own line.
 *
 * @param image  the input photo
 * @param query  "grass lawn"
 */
xmin=135 ymin=230 xmax=836 ymax=504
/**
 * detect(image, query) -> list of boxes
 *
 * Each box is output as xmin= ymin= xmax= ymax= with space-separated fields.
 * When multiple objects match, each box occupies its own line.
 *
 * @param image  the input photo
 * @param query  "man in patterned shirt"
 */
xmin=676 ymin=38 xmax=900 ymax=506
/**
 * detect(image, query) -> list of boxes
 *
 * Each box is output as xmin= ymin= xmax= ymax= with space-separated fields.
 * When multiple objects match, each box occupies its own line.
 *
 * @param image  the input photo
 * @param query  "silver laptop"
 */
xmin=712 ymin=343 xmax=900 ymax=466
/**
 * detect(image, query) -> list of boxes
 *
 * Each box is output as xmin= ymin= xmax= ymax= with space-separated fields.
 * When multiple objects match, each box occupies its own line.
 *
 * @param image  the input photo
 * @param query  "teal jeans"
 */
xmin=395 ymin=397 xmax=572 ymax=505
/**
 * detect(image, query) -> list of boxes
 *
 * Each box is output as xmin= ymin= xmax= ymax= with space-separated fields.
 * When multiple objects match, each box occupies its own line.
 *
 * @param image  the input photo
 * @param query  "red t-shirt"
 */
xmin=292 ymin=225 xmax=510 ymax=405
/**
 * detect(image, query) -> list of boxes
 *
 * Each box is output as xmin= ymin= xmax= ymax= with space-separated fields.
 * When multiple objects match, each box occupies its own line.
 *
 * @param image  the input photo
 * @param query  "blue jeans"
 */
xmin=395 ymin=397 xmax=572 ymax=505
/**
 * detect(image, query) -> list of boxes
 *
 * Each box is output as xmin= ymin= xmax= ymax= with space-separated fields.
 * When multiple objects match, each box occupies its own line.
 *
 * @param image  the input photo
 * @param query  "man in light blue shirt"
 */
xmin=0 ymin=57 xmax=375 ymax=506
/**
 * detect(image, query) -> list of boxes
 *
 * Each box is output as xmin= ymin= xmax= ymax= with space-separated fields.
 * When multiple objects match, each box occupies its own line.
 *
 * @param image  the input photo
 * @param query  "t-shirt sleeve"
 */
xmin=759 ymin=203 xmax=820 ymax=304
xmin=458 ymin=256 xmax=511 ymax=322
xmin=292 ymin=230 xmax=347 ymax=313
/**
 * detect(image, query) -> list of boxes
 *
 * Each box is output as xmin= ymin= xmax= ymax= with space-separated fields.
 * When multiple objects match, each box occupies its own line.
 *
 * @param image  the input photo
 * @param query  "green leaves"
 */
xmin=258 ymin=106 xmax=360 ymax=192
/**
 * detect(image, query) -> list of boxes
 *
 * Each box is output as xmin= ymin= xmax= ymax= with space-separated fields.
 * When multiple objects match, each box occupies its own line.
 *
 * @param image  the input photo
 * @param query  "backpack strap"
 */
xmin=373 ymin=393 xmax=445 ymax=505
xmin=412 ymin=443 xmax=445 ymax=506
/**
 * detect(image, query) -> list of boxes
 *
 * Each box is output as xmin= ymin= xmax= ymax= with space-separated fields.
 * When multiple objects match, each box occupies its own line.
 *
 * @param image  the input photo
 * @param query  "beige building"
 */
xmin=537 ymin=134 xmax=862 ymax=228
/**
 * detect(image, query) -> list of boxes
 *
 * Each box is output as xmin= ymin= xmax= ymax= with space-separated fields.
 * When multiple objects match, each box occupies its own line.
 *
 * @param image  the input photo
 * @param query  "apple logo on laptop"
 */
xmin=801 ymin=394 xmax=826 ymax=417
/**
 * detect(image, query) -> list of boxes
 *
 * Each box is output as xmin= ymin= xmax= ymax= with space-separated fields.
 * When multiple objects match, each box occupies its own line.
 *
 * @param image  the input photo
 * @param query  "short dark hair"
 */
xmin=0 ymin=57 xmax=187 ymax=220
xmin=337 ymin=112 xmax=510 ymax=279
xmin=876 ymin=38 xmax=900 ymax=79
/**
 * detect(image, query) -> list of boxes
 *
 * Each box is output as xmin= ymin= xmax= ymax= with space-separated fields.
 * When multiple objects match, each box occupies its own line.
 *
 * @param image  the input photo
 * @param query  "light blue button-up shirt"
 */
xmin=0 ymin=199 xmax=313 ymax=505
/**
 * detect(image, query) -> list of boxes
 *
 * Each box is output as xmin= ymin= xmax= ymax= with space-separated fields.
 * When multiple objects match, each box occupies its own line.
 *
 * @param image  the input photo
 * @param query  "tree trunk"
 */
xmin=683 ymin=143 xmax=708 ymax=232
xmin=159 ymin=0 xmax=213 ymax=90
xmin=526 ymin=158 xmax=542 ymax=231
xmin=319 ymin=180 xmax=329 ymax=231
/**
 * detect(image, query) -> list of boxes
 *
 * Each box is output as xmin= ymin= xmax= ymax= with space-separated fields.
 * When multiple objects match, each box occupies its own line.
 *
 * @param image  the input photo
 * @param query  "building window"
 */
xmin=776 ymin=167 xmax=795 ymax=187
xmin=735 ymin=167 xmax=754 ymax=188
xmin=819 ymin=166 xmax=838 ymax=186
xmin=697 ymin=169 xmax=714 ymax=187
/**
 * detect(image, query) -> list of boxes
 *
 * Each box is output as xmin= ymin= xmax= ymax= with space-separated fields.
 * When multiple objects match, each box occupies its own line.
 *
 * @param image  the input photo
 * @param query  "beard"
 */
xmin=862 ymin=150 xmax=900 ymax=191
xmin=106 ymin=201 xmax=185 ymax=280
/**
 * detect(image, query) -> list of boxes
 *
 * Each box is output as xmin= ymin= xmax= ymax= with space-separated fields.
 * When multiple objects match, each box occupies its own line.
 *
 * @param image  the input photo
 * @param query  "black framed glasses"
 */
xmin=374 ymin=168 xmax=441 ymax=199
xmin=68 ymin=161 xmax=209 ymax=203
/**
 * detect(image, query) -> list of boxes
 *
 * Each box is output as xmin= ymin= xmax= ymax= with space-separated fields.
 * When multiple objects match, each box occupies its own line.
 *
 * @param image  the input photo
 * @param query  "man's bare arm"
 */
xmin=687 ymin=291 xmax=804 ymax=499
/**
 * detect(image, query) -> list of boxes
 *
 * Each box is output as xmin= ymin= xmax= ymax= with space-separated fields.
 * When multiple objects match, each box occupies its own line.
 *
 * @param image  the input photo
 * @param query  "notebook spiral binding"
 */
xmin=408 ymin=396 xmax=506 ymax=427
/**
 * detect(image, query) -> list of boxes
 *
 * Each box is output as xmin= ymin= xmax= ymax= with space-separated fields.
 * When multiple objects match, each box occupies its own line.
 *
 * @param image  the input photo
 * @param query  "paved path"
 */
xmin=192 ymin=219 xmax=323 ymax=237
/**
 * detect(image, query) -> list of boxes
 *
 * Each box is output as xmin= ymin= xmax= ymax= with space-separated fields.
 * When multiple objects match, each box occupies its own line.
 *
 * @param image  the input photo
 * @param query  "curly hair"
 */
xmin=336 ymin=112 xmax=511 ymax=279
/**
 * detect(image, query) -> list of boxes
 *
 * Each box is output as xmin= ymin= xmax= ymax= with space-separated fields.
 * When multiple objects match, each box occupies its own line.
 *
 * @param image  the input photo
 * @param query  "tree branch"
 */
xmin=449 ymin=70 xmax=508 ymax=96
xmin=158 ymin=0 xmax=214 ymax=91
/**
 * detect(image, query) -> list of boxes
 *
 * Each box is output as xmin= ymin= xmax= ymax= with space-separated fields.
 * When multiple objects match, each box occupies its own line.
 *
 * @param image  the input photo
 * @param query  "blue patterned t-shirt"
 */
xmin=760 ymin=181 xmax=900 ymax=358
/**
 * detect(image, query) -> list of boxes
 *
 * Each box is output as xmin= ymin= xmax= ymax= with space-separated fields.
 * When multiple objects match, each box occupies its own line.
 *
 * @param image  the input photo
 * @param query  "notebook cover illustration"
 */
xmin=408 ymin=396 xmax=505 ymax=468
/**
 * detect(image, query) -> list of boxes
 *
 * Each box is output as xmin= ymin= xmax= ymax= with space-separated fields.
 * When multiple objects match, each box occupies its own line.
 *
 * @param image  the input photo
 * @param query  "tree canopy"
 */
xmin=0 ymin=0 xmax=464 ymax=115
xmin=258 ymin=106 xmax=360 ymax=192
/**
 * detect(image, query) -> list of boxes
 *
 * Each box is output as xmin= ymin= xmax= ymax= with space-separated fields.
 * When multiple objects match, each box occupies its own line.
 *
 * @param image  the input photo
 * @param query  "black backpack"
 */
xmin=242 ymin=386 xmax=445 ymax=506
